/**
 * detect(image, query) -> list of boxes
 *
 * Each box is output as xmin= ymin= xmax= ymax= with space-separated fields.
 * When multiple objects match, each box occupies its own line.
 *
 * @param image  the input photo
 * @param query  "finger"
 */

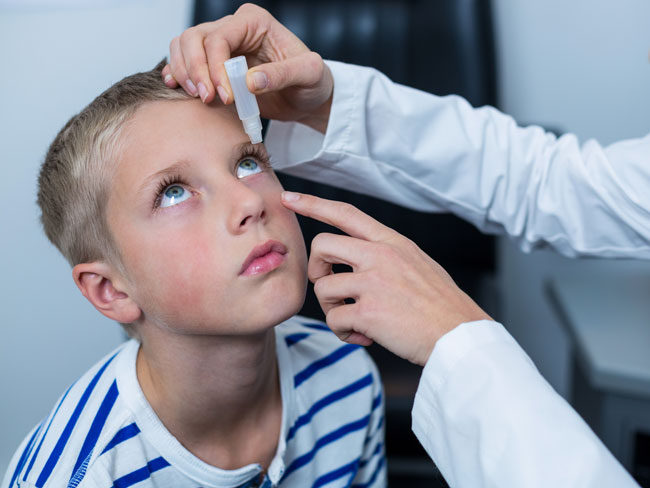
xmin=169 ymin=36 xmax=196 ymax=97
xmin=312 ymin=271 xmax=361 ymax=315
xmin=282 ymin=192 xmax=395 ymax=242
xmin=308 ymin=233 xmax=371 ymax=282
xmin=201 ymin=7 xmax=273 ymax=104
xmin=202 ymin=34 xmax=235 ymax=104
xmin=326 ymin=303 xmax=374 ymax=346
xmin=161 ymin=63 xmax=179 ymax=88
xmin=246 ymin=51 xmax=324 ymax=94
xmin=179 ymin=27 xmax=213 ymax=103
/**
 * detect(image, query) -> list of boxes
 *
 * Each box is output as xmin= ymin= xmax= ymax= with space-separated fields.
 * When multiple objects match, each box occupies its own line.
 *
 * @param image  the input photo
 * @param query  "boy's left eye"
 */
xmin=160 ymin=184 xmax=191 ymax=208
xmin=236 ymin=158 xmax=263 ymax=179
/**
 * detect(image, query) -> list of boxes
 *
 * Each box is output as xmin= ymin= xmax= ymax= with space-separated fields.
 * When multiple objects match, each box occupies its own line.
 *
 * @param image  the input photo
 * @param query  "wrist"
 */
xmin=297 ymin=92 xmax=332 ymax=134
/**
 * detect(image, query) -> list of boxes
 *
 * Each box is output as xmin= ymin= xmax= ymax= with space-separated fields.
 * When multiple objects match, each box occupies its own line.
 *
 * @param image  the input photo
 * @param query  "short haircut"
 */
xmin=38 ymin=59 xmax=191 ymax=269
xmin=38 ymin=60 xmax=192 ymax=334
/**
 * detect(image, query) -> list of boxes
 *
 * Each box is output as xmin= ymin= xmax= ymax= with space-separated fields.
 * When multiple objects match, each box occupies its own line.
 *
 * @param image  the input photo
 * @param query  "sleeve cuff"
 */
xmin=412 ymin=320 xmax=532 ymax=437
xmin=265 ymin=60 xmax=368 ymax=171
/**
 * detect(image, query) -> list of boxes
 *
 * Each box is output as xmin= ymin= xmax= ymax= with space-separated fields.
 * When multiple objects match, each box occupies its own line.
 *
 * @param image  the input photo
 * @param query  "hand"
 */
xmin=162 ymin=3 xmax=333 ymax=132
xmin=281 ymin=191 xmax=492 ymax=366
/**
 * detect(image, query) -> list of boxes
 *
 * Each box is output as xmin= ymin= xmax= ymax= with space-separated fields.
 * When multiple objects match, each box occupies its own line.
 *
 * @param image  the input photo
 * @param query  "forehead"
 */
xmin=122 ymin=98 xmax=243 ymax=149
xmin=114 ymin=99 xmax=248 ymax=180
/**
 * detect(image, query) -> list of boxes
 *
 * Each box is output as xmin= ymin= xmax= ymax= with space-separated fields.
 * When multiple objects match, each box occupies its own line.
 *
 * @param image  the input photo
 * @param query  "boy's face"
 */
xmin=106 ymin=99 xmax=307 ymax=335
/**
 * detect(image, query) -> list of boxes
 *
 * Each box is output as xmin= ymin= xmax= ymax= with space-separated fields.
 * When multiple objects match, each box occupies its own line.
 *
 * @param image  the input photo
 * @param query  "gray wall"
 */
xmin=492 ymin=0 xmax=650 ymax=397
xmin=1 ymin=0 xmax=649 ymax=476
xmin=0 ymin=0 xmax=193 ymax=473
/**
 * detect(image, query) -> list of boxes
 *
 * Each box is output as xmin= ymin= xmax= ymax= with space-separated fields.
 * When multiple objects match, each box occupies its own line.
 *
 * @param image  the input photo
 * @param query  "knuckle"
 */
xmin=364 ymin=269 xmax=382 ymax=288
xmin=325 ymin=308 xmax=341 ymax=328
xmin=209 ymin=15 xmax=233 ymax=34
xmin=312 ymin=277 xmax=326 ymax=297
xmin=337 ymin=202 xmax=359 ymax=222
xmin=379 ymin=243 xmax=398 ymax=260
xmin=307 ymin=268 xmax=319 ymax=283
xmin=179 ymin=28 xmax=197 ymax=46
xmin=203 ymin=34 xmax=224 ymax=51
xmin=307 ymin=259 xmax=330 ymax=282
xmin=310 ymin=233 xmax=328 ymax=252
xmin=213 ymin=14 xmax=233 ymax=26
xmin=307 ymin=51 xmax=324 ymax=75
xmin=237 ymin=3 xmax=269 ymax=17
xmin=357 ymin=299 xmax=376 ymax=322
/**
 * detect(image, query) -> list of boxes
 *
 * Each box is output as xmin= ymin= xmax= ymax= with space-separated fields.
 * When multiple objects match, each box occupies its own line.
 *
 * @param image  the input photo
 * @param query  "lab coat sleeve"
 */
xmin=265 ymin=61 xmax=650 ymax=259
xmin=411 ymin=320 xmax=638 ymax=488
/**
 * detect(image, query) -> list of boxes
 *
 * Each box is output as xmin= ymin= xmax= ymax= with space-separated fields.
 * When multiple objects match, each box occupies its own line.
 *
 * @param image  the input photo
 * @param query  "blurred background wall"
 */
xmin=0 ymin=0 xmax=195 ymax=473
xmin=1 ymin=0 xmax=649 ymax=476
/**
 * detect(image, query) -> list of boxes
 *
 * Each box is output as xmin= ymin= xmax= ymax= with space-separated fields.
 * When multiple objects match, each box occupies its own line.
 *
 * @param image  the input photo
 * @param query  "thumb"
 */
xmin=246 ymin=51 xmax=325 ymax=93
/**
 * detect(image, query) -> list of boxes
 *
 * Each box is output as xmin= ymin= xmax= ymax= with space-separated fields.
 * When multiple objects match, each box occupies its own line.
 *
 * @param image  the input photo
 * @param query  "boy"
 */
xmin=2 ymin=61 xmax=385 ymax=488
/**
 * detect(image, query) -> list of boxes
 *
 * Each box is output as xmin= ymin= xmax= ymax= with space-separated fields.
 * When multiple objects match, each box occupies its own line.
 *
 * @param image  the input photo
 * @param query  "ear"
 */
xmin=73 ymin=262 xmax=141 ymax=324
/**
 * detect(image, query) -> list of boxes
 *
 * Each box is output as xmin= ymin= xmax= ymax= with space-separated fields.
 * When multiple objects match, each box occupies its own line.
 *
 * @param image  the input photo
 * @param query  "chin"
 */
xmin=250 ymin=276 xmax=308 ymax=329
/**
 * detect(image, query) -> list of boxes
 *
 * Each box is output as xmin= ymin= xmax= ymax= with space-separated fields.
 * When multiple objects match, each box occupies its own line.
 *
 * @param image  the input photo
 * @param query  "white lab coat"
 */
xmin=265 ymin=60 xmax=648 ymax=487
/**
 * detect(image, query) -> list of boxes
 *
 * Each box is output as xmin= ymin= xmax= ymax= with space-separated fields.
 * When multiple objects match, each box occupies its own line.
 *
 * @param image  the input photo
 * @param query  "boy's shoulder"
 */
xmin=3 ymin=340 xmax=146 ymax=488
xmin=277 ymin=314 xmax=367 ymax=361
xmin=276 ymin=315 xmax=382 ymax=390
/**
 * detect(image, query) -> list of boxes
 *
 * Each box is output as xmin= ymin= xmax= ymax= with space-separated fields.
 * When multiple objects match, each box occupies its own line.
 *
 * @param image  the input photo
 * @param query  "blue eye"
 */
xmin=236 ymin=158 xmax=263 ymax=179
xmin=160 ymin=184 xmax=191 ymax=208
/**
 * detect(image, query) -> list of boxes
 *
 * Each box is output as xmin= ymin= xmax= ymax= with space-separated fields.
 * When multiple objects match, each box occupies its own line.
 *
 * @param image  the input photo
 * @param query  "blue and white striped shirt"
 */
xmin=2 ymin=316 xmax=386 ymax=488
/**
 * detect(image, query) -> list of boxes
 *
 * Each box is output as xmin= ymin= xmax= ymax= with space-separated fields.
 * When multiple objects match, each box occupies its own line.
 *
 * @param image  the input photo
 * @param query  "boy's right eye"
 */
xmin=159 ymin=184 xmax=191 ymax=208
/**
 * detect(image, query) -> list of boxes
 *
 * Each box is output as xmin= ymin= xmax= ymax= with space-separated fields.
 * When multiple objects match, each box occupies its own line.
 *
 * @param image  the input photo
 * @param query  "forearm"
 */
xmin=267 ymin=61 xmax=650 ymax=259
xmin=412 ymin=320 xmax=638 ymax=488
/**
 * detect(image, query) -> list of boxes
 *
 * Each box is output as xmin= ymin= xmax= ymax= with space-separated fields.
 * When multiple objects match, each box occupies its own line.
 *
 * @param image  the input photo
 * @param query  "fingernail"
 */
xmin=163 ymin=74 xmax=174 ymax=86
xmin=216 ymin=85 xmax=229 ymax=104
xmin=251 ymin=71 xmax=268 ymax=90
xmin=197 ymin=82 xmax=209 ymax=103
xmin=185 ymin=79 xmax=198 ymax=96
xmin=282 ymin=191 xmax=300 ymax=202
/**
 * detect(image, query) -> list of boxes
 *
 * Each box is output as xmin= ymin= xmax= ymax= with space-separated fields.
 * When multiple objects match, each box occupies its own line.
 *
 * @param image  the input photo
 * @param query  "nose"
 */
xmin=226 ymin=181 xmax=267 ymax=234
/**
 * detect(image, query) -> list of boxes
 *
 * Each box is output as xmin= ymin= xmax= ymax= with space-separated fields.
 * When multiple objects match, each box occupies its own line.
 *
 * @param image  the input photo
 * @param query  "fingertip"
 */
xmin=281 ymin=191 xmax=302 ymax=203
xmin=163 ymin=73 xmax=178 ymax=88
xmin=216 ymin=84 xmax=230 ymax=105
xmin=197 ymin=82 xmax=210 ymax=103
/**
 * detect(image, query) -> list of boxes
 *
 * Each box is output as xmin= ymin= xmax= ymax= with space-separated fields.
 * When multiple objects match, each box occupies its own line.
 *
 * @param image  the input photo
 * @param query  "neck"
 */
xmin=136 ymin=325 xmax=282 ymax=468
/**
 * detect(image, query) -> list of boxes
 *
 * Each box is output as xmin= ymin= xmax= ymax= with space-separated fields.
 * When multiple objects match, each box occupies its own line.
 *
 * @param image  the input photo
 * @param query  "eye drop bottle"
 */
xmin=224 ymin=56 xmax=263 ymax=144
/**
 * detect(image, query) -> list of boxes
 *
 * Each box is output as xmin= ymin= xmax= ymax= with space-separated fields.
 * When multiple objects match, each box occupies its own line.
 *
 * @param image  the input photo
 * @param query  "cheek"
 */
xmin=124 ymin=227 xmax=229 ymax=320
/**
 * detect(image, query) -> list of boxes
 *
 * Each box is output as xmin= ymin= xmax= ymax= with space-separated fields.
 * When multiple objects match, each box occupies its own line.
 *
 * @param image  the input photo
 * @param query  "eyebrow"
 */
xmin=137 ymin=160 xmax=190 ymax=197
xmin=232 ymin=140 xmax=269 ymax=160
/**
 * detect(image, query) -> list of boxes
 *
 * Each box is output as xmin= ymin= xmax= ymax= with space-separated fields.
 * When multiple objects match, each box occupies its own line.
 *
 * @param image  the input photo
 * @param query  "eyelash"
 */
xmin=152 ymin=147 xmax=273 ymax=211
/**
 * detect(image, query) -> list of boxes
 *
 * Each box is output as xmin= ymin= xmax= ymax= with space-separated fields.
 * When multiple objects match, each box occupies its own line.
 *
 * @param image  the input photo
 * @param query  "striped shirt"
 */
xmin=2 ymin=316 xmax=386 ymax=488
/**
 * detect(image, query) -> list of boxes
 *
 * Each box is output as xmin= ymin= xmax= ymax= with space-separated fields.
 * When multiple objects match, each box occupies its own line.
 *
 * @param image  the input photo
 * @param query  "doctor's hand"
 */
xmin=162 ymin=3 xmax=333 ymax=133
xmin=281 ymin=191 xmax=492 ymax=367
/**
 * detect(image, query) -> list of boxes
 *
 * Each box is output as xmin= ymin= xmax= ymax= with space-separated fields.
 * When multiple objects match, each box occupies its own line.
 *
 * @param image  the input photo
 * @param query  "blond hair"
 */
xmin=38 ymin=59 xmax=192 ymax=266
xmin=38 ymin=59 xmax=192 ymax=333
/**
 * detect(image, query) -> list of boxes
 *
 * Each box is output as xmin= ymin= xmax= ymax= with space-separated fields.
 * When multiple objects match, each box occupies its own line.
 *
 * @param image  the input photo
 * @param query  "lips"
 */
xmin=239 ymin=240 xmax=288 ymax=277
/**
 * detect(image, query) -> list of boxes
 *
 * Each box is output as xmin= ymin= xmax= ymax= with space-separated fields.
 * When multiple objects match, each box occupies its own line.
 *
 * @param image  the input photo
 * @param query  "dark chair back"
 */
xmin=193 ymin=2 xmax=498 ymax=484
xmin=194 ymin=0 xmax=497 ymax=321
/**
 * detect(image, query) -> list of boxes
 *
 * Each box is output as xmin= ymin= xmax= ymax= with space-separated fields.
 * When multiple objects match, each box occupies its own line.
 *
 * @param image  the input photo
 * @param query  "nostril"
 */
xmin=239 ymin=209 xmax=265 ymax=228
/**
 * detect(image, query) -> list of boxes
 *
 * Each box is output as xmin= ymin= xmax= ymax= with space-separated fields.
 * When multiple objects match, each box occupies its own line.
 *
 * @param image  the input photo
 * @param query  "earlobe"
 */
xmin=73 ymin=262 xmax=141 ymax=324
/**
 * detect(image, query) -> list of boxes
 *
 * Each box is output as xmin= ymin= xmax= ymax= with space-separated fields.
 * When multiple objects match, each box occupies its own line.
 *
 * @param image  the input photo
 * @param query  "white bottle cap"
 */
xmin=224 ymin=56 xmax=263 ymax=144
